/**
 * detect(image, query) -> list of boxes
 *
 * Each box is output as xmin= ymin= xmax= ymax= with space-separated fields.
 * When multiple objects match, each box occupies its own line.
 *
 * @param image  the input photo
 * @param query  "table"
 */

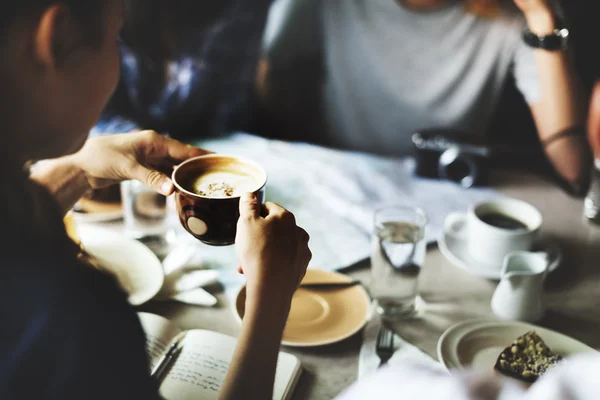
xmin=127 ymin=169 xmax=600 ymax=400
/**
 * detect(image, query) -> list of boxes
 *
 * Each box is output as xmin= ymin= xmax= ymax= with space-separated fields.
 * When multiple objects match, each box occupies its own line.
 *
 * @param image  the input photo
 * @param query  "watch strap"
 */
xmin=523 ymin=28 xmax=569 ymax=51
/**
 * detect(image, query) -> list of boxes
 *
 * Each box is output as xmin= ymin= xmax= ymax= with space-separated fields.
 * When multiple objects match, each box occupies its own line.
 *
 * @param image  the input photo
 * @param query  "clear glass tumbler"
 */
xmin=584 ymin=159 xmax=600 ymax=223
xmin=121 ymin=180 xmax=174 ymax=255
xmin=371 ymin=205 xmax=428 ymax=319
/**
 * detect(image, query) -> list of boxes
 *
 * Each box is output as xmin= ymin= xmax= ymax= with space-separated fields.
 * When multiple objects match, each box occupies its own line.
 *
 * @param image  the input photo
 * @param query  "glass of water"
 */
xmin=371 ymin=205 xmax=428 ymax=319
xmin=121 ymin=180 xmax=174 ymax=256
xmin=584 ymin=159 xmax=600 ymax=223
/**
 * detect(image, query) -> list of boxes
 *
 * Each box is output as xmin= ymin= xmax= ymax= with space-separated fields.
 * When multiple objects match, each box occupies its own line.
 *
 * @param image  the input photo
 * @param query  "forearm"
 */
xmin=29 ymin=156 xmax=90 ymax=216
xmin=587 ymin=81 xmax=600 ymax=157
xmin=527 ymin=10 xmax=584 ymax=133
xmin=527 ymin=10 xmax=590 ymax=184
xmin=219 ymin=291 xmax=291 ymax=400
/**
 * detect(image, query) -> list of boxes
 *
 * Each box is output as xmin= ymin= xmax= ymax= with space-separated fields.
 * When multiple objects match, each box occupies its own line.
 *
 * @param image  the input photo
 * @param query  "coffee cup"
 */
xmin=445 ymin=198 xmax=542 ymax=266
xmin=172 ymin=154 xmax=267 ymax=246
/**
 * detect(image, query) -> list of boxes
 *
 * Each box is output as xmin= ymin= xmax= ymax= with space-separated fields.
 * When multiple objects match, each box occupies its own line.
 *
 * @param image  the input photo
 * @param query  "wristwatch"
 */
xmin=523 ymin=28 xmax=569 ymax=51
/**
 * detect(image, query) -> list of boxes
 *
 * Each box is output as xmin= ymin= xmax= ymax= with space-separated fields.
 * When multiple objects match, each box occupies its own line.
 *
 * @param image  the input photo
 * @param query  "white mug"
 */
xmin=449 ymin=198 xmax=542 ymax=266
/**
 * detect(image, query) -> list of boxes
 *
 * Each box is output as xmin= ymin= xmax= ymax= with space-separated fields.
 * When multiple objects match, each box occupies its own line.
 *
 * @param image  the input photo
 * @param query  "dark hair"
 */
xmin=0 ymin=0 xmax=106 ymax=46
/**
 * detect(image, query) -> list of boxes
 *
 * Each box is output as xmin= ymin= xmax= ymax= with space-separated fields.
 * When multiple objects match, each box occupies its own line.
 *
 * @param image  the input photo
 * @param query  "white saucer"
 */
xmin=438 ymin=214 xmax=561 ymax=280
xmin=78 ymin=225 xmax=164 ymax=305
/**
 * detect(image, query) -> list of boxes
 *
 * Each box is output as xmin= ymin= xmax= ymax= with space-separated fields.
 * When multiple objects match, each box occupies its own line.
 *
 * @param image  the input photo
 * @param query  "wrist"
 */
xmin=245 ymin=283 xmax=293 ymax=324
xmin=525 ymin=9 xmax=556 ymax=35
xmin=29 ymin=156 xmax=91 ymax=215
xmin=63 ymin=154 xmax=92 ymax=192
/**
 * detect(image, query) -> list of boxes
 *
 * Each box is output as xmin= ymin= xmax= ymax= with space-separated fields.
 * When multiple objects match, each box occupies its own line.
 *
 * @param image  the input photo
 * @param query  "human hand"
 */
xmin=70 ymin=130 xmax=210 ymax=195
xmin=513 ymin=0 xmax=555 ymax=34
xmin=513 ymin=0 xmax=551 ymax=15
xmin=235 ymin=193 xmax=311 ymax=313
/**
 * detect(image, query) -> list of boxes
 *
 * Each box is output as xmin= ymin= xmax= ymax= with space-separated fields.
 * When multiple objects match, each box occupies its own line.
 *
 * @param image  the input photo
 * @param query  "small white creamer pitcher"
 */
xmin=491 ymin=252 xmax=549 ymax=322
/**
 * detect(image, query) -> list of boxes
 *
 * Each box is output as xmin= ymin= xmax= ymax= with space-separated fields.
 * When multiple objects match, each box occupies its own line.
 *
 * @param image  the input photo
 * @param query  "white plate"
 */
xmin=438 ymin=319 xmax=596 ymax=375
xmin=438 ymin=213 xmax=561 ymax=280
xmin=78 ymin=225 xmax=164 ymax=305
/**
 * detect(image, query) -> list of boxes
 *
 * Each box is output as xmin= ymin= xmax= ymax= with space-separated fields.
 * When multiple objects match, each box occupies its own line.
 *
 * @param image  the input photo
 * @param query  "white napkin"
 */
xmin=156 ymin=244 xmax=221 ymax=306
xmin=155 ymin=268 xmax=220 ymax=307
xmin=168 ymin=287 xmax=218 ymax=307
xmin=162 ymin=243 xmax=198 ymax=275
xmin=359 ymin=304 xmax=446 ymax=378
xmin=162 ymin=269 xmax=220 ymax=294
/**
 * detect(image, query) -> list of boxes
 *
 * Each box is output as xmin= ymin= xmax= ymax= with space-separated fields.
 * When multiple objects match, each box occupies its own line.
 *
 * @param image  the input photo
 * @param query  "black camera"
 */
xmin=412 ymin=129 xmax=492 ymax=188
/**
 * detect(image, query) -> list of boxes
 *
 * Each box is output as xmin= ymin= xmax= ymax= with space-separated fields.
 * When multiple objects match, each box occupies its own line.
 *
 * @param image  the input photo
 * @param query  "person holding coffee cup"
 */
xmin=0 ymin=1 xmax=311 ymax=399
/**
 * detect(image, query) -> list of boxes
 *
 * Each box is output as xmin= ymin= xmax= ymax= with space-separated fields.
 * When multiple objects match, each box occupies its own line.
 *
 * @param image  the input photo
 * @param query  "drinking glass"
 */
xmin=584 ymin=159 xmax=600 ymax=223
xmin=121 ymin=180 xmax=174 ymax=255
xmin=371 ymin=205 xmax=428 ymax=318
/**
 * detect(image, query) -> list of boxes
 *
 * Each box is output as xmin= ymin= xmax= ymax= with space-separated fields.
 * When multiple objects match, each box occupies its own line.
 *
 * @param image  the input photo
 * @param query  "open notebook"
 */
xmin=138 ymin=312 xmax=302 ymax=400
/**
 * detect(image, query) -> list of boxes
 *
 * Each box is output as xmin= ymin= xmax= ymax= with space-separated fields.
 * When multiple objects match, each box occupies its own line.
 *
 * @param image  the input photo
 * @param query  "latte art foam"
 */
xmin=191 ymin=169 xmax=259 ymax=198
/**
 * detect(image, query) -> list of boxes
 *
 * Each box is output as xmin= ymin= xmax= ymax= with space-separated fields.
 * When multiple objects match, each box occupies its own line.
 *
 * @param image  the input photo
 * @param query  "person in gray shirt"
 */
xmin=262 ymin=0 xmax=589 ymax=192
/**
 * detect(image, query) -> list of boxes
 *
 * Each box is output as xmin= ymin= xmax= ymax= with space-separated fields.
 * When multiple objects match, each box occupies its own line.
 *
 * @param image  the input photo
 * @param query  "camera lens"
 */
xmin=438 ymin=148 xmax=477 ymax=188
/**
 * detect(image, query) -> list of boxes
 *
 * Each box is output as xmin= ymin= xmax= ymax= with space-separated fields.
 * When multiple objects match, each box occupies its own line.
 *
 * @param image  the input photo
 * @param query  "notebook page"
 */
xmin=138 ymin=312 xmax=183 ymax=371
xmin=159 ymin=329 xmax=301 ymax=400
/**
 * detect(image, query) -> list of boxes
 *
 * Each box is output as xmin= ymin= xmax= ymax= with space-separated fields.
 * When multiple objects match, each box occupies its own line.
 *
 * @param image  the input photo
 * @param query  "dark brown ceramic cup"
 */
xmin=172 ymin=154 xmax=267 ymax=246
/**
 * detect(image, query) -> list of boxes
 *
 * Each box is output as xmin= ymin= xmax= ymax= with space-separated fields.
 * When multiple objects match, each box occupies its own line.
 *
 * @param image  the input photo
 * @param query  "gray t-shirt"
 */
xmin=265 ymin=0 xmax=540 ymax=156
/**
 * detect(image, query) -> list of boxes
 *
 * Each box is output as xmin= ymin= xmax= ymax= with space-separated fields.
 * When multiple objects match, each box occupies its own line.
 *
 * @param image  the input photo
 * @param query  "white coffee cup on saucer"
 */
xmin=446 ymin=198 xmax=543 ymax=267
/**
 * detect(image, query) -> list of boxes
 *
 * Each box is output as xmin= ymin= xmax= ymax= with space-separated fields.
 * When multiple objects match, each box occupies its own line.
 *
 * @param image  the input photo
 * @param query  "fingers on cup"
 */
xmin=263 ymin=202 xmax=288 ymax=218
xmin=239 ymin=192 xmax=261 ymax=220
xmin=135 ymin=130 xmax=210 ymax=161
xmin=298 ymin=227 xmax=310 ymax=243
xmin=164 ymin=136 xmax=212 ymax=161
xmin=134 ymin=166 xmax=171 ymax=195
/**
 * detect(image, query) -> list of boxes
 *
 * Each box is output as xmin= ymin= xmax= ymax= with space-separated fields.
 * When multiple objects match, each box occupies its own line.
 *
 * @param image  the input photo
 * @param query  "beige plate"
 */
xmin=234 ymin=269 xmax=371 ymax=347
xmin=438 ymin=319 xmax=596 ymax=378
xmin=72 ymin=197 xmax=123 ymax=222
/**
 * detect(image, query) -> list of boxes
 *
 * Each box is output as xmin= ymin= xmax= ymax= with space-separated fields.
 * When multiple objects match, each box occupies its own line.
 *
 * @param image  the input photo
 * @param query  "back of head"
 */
xmin=0 ymin=1 xmax=105 ymax=46
xmin=0 ymin=1 xmax=106 ymax=259
xmin=0 ymin=0 xmax=108 ymax=156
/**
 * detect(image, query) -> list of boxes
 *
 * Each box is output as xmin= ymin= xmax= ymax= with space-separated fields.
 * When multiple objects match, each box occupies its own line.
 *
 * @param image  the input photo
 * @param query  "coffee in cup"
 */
xmin=172 ymin=155 xmax=267 ymax=246
xmin=477 ymin=212 xmax=529 ymax=231
xmin=446 ymin=198 xmax=542 ymax=266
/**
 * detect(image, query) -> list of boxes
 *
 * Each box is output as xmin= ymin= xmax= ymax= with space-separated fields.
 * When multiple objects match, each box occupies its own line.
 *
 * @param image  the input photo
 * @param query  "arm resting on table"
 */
xmin=526 ymin=11 xmax=591 ymax=195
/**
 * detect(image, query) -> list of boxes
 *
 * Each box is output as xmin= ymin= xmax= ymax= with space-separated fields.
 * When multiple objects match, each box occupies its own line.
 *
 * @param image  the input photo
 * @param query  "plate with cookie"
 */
xmin=437 ymin=319 xmax=596 ymax=385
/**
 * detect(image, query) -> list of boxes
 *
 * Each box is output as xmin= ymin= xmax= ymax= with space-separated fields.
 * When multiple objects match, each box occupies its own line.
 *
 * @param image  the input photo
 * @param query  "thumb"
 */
xmin=239 ymin=192 xmax=260 ymax=220
xmin=132 ymin=165 xmax=174 ymax=196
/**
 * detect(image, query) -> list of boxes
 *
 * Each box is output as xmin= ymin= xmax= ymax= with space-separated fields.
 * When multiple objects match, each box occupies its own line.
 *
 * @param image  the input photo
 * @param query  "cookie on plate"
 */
xmin=494 ymin=331 xmax=563 ymax=383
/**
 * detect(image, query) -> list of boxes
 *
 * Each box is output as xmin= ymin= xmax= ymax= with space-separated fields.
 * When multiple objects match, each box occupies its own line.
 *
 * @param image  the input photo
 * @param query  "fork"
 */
xmin=375 ymin=325 xmax=395 ymax=368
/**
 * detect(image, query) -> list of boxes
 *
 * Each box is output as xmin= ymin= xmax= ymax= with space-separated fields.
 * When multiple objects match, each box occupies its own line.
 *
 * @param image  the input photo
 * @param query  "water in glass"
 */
xmin=584 ymin=159 xmax=600 ymax=223
xmin=121 ymin=180 xmax=174 ymax=255
xmin=372 ymin=220 xmax=426 ymax=318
